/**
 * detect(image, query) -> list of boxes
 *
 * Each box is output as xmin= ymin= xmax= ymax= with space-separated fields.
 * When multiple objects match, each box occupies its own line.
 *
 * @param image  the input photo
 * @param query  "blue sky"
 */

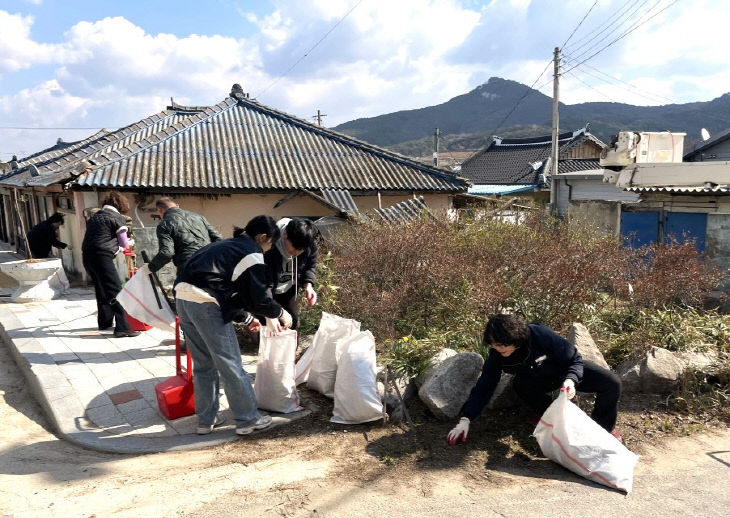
xmin=1 ymin=0 xmax=728 ymax=158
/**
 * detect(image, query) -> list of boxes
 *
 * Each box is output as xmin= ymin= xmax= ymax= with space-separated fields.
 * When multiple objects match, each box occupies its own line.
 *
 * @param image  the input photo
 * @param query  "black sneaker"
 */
xmin=113 ymin=330 xmax=141 ymax=338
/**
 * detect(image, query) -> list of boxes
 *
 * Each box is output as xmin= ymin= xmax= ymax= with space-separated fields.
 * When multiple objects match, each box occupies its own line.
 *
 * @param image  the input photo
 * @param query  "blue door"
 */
xmin=665 ymin=212 xmax=707 ymax=254
xmin=621 ymin=211 xmax=659 ymax=248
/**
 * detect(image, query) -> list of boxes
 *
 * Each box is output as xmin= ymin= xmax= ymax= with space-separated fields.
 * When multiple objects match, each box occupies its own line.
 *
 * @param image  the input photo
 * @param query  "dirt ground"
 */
xmin=1 ymin=336 xmax=729 ymax=518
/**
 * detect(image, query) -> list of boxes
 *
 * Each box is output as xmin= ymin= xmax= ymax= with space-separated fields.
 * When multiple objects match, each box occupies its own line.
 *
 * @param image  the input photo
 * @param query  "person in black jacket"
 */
xmin=81 ymin=192 xmax=139 ymax=338
xmin=148 ymin=197 xmax=222 ymax=275
xmin=263 ymin=218 xmax=318 ymax=330
xmin=175 ymin=215 xmax=293 ymax=436
xmin=447 ymin=314 xmax=622 ymax=445
xmin=26 ymin=212 xmax=68 ymax=258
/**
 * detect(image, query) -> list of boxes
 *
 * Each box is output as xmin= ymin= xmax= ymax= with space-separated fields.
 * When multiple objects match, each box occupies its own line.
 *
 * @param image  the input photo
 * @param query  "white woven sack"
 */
xmin=534 ymin=391 xmax=639 ymax=493
xmin=331 ymin=330 xmax=383 ymax=424
xmin=117 ymin=264 xmax=176 ymax=333
xmin=254 ymin=329 xmax=302 ymax=413
xmin=306 ymin=312 xmax=360 ymax=396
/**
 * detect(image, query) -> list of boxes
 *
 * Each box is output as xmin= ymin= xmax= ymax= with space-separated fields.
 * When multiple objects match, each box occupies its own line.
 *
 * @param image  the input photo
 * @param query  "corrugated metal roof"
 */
xmin=373 ymin=196 xmax=432 ymax=223
xmin=627 ymin=185 xmax=730 ymax=194
xmin=468 ymin=184 xmax=537 ymax=195
xmin=72 ymin=95 xmax=467 ymax=193
xmin=320 ymin=189 xmax=359 ymax=214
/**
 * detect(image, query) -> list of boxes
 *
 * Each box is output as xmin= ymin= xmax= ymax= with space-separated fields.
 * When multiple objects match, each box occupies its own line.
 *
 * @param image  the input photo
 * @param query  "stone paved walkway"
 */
xmin=0 ymin=248 xmax=308 ymax=453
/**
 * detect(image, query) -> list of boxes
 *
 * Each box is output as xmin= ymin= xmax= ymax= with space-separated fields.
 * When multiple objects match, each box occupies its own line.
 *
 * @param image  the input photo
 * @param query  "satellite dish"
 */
xmin=701 ymin=128 xmax=711 ymax=141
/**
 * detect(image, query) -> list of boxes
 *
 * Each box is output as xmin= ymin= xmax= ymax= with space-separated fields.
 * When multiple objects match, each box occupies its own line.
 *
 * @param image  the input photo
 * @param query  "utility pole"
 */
xmin=549 ymin=46 xmax=560 ymax=215
xmin=433 ymin=127 xmax=440 ymax=167
xmin=312 ymin=109 xmax=327 ymax=126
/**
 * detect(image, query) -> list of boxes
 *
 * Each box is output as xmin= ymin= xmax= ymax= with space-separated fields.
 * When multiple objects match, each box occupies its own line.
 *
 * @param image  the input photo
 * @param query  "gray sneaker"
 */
xmin=236 ymin=414 xmax=272 ymax=435
xmin=196 ymin=413 xmax=226 ymax=435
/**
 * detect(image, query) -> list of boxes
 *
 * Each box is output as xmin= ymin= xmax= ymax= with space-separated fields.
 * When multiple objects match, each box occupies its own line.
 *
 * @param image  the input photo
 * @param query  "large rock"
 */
xmin=675 ymin=349 xmax=719 ymax=371
xmin=566 ymin=323 xmax=610 ymax=370
xmin=485 ymin=373 xmax=520 ymax=410
xmin=415 ymin=348 xmax=457 ymax=388
xmin=618 ymin=347 xmax=685 ymax=394
xmin=418 ymin=352 xmax=484 ymax=420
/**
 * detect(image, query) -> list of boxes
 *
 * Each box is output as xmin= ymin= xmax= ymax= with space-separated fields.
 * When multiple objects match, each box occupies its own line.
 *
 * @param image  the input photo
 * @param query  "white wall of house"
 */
xmin=555 ymin=173 xmax=639 ymax=215
xmin=60 ymin=190 xmax=453 ymax=278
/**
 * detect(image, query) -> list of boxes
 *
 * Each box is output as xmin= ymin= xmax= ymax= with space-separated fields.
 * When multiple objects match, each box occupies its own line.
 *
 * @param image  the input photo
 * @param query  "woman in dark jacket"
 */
xmin=81 ymin=192 xmax=138 ymax=338
xmin=26 ymin=212 xmax=67 ymax=258
xmin=174 ymin=215 xmax=293 ymax=436
xmin=447 ymin=314 xmax=622 ymax=445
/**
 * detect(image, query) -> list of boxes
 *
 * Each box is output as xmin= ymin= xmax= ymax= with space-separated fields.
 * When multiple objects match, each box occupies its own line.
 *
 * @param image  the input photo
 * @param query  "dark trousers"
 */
xmin=273 ymin=286 xmax=299 ymax=330
xmin=82 ymin=250 xmax=131 ymax=333
xmin=513 ymin=361 xmax=621 ymax=432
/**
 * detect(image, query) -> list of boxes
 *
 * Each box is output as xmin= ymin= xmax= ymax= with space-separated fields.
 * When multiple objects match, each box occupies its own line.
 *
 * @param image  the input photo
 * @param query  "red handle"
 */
xmin=175 ymin=316 xmax=181 ymax=375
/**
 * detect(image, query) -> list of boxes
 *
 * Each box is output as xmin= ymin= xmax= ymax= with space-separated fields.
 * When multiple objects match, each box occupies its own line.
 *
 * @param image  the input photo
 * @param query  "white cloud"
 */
xmin=1 ymin=0 xmax=729 ymax=158
xmin=0 ymin=12 xmax=55 ymax=72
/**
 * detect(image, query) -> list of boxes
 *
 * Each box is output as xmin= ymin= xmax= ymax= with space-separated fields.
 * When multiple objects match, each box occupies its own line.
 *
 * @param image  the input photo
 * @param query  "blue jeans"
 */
xmin=177 ymin=298 xmax=261 ymax=426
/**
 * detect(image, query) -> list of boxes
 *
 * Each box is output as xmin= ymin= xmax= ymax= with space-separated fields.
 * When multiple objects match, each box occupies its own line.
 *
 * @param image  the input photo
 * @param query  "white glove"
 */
xmin=279 ymin=309 xmax=293 ymax=328
xmin=304 ymin=284 xmax=317 ymax=306
xmin=562 ymin=378 xmax=576 ymax=399
xmin=446 ymin=417 xmax=470 ymax=445
xmin=265 ymin=317 xmax=283 ymax=336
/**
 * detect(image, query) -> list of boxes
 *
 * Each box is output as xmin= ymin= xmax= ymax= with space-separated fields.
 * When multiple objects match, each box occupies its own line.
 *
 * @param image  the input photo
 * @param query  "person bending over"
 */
xmin=175 ymin=215 xmax=293 ymax=436
xmin=26 ymin=212 xmax=68 ymax=259
xmin=447 ymin=314 xmax=622 ymax=445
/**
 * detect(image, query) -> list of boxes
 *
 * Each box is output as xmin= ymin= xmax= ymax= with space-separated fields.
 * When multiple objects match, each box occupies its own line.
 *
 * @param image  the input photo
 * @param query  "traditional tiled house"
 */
xmin=459 ymin=127 xmax=605 ymax=201
xmin=0 ymin=85 xmax=468 ymax=279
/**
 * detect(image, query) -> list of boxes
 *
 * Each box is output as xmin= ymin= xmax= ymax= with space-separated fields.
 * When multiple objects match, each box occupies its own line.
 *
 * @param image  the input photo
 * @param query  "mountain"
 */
xmin=333 ymin=77 xmax=730 ymax=154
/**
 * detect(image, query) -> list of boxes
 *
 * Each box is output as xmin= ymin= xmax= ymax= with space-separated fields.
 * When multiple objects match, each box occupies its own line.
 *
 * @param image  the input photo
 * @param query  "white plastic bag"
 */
xmin=305 ymin=312 xmax=360 ymax=396
xmin=534 ymin=392 xmax=639 ymax=493
xmin=117 ymin=264 xmax=176 ymax=333
xmin=331 ymin=330 xmax=384 ymax=424
xmin=254 ymin=329 xmax=302 ymax=413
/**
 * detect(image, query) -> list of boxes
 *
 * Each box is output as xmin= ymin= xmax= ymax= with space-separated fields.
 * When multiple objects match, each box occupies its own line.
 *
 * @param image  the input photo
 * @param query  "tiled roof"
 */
xmin=2 ymin=88 xmax=467 ymax=194
xmin=557 ymin=158 xmax=602 ymax=174
xmin=459 ymin=129 xmax=603 ymax=186
xmin=0 ymin=109 xmax=199 ymax=187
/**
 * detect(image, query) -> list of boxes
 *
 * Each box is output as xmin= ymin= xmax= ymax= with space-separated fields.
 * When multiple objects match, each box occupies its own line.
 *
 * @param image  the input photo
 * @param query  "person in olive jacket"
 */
xmin=147 ymin=197 xmax=222 ymax=275
xmin=446 ymin=314 xmax=622 ymax=445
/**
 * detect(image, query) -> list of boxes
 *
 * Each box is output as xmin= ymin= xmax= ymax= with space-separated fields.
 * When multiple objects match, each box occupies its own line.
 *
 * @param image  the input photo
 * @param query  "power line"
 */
xmin=567 ymin=0 xmax=663 ymax=63
xmin=564 ymin=0 xmax=647 ymax=58
xmin=254 ymin=0 xmax=364 ymax=99
xmin=489 ymin=59 xmax=553 ymax=134
xmin=560 ymin=0 xmax=598 ymax=49
xmin=562 ymin=0 xmax=681 ymax=76
xmin=563 ymin=0 xmax=635 ymax=53
xmin=562 ymin=55 xmax=676 ymax=104
xmin=488 ymin=0 xmax=602 ymax=134
xmin=564 ymin=69 xmax=619 ymax=103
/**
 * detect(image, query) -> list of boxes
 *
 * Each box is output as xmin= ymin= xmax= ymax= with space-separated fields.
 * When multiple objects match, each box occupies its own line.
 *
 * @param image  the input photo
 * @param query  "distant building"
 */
xmin=684 ymin=127 xmax=730 ymax=162
xmin=459 ymin=127 xmax=604 ymax=202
